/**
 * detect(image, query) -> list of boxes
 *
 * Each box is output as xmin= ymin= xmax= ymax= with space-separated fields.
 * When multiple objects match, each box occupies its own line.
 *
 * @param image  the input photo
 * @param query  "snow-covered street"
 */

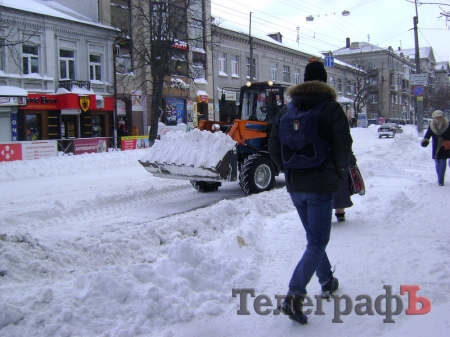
xmin=1 ymin=125 xmax=449 ymax=337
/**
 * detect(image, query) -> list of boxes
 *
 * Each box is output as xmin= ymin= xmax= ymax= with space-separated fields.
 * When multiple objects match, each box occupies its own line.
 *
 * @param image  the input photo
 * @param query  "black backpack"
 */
xmin=279 ymin=99 xmax=331 ymax=170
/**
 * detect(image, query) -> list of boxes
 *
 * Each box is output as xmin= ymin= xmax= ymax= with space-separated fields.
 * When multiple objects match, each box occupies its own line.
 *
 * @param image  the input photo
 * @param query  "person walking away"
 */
xmin=334 ymin=153 xmax=357 ymax=222
xmin=269 ymin=60 xmax=353 ymax=324
xmin=421 ymin=110 xmax=450 ymax=186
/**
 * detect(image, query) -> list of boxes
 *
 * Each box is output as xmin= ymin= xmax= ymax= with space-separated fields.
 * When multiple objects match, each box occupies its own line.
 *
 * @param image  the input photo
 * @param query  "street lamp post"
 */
xmin=249 ymin=12 xmax=254 ymax=81
xmin=413 ymin=0 xmax=424 ymax=134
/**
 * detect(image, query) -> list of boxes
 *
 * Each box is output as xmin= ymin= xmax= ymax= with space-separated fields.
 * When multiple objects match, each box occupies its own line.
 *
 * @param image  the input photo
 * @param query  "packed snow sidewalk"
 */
xmin=1 ymin=125 xmax=450 ymax=337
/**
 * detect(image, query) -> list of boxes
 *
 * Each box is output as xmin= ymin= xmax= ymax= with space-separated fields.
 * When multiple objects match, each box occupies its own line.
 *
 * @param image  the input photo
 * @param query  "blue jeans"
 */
xmin=435 ymin=158 xmax=447 ymax=184
xmin=287 ymin=192 xmax=334 ymax=295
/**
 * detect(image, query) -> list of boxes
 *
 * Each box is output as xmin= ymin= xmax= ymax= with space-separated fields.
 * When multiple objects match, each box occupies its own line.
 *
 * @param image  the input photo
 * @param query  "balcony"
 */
xmin=390 ymin=85 xmax=398 ymax=93
xmin=402 ymin=88 xmax=409 ymax=95
xmin=58 ymin=80 xmax=91 ymax=92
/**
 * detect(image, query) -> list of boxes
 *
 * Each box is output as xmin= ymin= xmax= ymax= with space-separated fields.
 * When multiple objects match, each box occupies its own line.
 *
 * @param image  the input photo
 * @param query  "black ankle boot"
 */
xmin=335 ymin=212 xmax=345 ymax=222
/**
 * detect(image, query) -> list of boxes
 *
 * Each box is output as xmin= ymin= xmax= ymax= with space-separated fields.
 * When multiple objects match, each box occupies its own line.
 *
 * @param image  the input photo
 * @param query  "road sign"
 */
xmin=412 ymin=85 xmax=424 ymax=96
xmin=410 ymin=74 xmax=428 ymax=85
xmin=324 ymin=56 xmax=334 ymax=67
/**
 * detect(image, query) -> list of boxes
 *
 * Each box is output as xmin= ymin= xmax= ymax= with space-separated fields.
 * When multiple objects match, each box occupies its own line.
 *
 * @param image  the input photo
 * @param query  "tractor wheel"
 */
xmin=239 ymin=153 xmax=275 ymax=195
xmin=190 ymin=180 xmax=221 ymax=192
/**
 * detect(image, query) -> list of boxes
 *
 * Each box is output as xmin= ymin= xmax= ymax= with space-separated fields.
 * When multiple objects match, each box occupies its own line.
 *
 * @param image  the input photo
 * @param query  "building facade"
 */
xmin=107 ymin=0 xmax=214 ymax=136
xmin=332 ymin=39 xmax=448 ymax=123
xmin=211 ymin=23 xmax=361 ymax=125
xmin=0 ymin=0 xmax=116 ymax=143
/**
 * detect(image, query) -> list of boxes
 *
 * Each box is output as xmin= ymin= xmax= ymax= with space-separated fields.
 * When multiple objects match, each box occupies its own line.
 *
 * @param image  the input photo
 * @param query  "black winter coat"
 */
xmin=269 ymin=81 xmax=353 ymax=194
xmin=423 ymin=121 xmax=450 ymax=159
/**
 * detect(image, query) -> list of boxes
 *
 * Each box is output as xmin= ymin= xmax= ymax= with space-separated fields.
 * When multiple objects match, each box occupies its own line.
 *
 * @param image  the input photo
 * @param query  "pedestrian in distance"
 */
xmin=421 ymin=110 xmax=450 ymax=186
xmin=269 ymin=59 xmax=353 ymax=325
xmin=334 ymin=153 xmax=357 ymax=222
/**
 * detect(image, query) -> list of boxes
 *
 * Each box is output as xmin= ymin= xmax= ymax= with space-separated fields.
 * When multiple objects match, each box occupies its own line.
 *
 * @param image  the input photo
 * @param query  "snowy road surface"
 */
xmin=1 ymin=125 xmax=450 ymax=337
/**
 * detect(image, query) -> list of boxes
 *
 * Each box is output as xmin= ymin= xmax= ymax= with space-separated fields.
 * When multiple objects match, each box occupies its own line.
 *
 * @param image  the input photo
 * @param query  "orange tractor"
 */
xmin=139 ymin=82 xmax=288 ymax=195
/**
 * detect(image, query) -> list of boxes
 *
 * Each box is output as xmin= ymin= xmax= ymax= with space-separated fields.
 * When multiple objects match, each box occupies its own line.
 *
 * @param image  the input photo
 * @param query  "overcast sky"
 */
xmin=211 ymin=0 xmax=450 ymax=63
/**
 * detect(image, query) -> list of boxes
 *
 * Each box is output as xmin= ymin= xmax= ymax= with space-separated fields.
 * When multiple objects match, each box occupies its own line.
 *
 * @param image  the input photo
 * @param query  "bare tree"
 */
xmin=429 ymin=85 xmax=450 ymax=111
xmin=112 ymin=0 xmax=211 ymax=145
xmin=406 ymin=1 xmax=450 ymax=24
xmin=0 ymin=4 xmax=41 ymax=71
xmin=338 ymin=56 xmax=372 ymax=122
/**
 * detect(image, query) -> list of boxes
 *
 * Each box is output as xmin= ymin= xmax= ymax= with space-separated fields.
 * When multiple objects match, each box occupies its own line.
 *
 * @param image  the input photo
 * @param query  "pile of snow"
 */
xmin=140 ymin=129 xmax=237 ymax=168
xmin=1 ymin=125 xmax=450 ymax=336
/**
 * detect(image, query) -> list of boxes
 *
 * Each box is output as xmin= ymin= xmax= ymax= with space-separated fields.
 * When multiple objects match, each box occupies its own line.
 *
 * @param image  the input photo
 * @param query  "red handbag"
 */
xmin=443 ymin=140 xmax=450 ymax=150
xmin=349 ymin=164 xmax=365 ymax=196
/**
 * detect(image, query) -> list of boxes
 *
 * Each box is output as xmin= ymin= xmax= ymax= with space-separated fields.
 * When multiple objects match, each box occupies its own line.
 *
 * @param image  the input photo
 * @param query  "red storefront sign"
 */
xmin=0 ymin=143 xmax=22 ymax=162
xmin=21 ymin=93 xmax=114 ymax=111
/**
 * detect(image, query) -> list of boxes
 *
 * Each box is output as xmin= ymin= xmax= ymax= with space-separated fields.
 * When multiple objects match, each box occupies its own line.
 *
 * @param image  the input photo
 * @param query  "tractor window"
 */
xmin=241 ymin=90 xmax=269 ymax=121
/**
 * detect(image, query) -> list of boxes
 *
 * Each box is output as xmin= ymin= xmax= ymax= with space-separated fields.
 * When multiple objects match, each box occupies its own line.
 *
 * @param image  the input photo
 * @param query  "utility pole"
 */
xmin=249 ymin=12 xmax=254 ymax=81
xmin=413 ymin=0 xmax=424 ymax=134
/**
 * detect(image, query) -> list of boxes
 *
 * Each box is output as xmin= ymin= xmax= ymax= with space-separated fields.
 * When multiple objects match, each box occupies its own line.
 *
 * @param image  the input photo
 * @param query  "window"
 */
xmin=115 ymin=39 xmax=132 ymax=74
xmin=92 ymin=115 xmax=105 ymax=137
xmin=370 ymin=78 xmax=378 ymax=86
xmin=22 ymin=45 xmax=39 ymax=74
xmin=369 ymin=61 xmax=377 ymax=69
xmin=193 ymin=51 xmax=206 ymax=80
xmin=370 ymin=111 xmax=379 ymax=119
xmin=189 ymin=0 xmax=204 ymax=46
xmin=0 ymin=39 xmax=4 ymax=71
xmin=246 ymin=57 xmax=255 ymax=78
xmin=283 ymin=66 xmax=290 ymax=83
xmin=270 ymin=62 xmax=277 ymax=81
xmin=337 ymin=78 xmax=342 ymax=93
xmin=231 ymin=55 xmax=239 ymax=76
xmin=294 ymin=69 xmax=300 ymax=84
xmin=59 ymin=49 xmax=75 ymax=80
xmin=219 ymin=53 xmax=227 ymax=74
xmin=26 ymin=114 xmax=42 ymax=140
xmin=89 ymin=55 xmax=102 ymax=81
xmin=346 ymin=81 xmax=351 ymax=94
xmin=370 ymin=94 xmax=378 ymax=103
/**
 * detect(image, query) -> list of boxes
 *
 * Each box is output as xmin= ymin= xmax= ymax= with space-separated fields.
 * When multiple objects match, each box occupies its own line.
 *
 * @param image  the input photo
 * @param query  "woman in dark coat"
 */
xmin=333 ymin=153 xmax=357 ymax=222
xmin=421 ymin=110 xmax=450 ymax=186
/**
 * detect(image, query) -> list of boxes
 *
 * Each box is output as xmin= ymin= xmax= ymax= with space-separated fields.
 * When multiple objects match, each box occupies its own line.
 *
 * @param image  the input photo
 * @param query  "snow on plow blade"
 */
xmin=138 ymin=129 xmax=238 ymax=182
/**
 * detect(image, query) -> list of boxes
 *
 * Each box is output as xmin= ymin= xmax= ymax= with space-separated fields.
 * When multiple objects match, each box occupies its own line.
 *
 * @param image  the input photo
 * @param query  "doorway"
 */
xmin=61 ymin=115 xmax=78 ymax=139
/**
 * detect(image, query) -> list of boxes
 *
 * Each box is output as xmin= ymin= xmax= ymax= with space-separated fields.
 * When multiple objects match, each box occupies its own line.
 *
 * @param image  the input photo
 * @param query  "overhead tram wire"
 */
xmin=211 ymin=1 xmax=358 ymax=49
xmin=273 ymin=0 xmax=368 ymax=41
xmin=212 ymin=0 xmax=356 ymax=40
xmin=212 ymin=9 xmax=342 ymax=52
xmin=419 ymin=29 xmax=444 ymax=61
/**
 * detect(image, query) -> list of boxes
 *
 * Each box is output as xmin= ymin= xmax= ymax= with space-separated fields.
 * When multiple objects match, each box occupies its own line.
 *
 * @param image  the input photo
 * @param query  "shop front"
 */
xmin=0 ymin=86 xmax=28 ymax=142
xmin=18 ymin=92 xmax=114 ymax=142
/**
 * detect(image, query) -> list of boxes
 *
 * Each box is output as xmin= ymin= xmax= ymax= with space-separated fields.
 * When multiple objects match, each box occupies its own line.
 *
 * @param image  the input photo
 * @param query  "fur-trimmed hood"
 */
xmin=287 ymin=81 xmax=338 ymax=99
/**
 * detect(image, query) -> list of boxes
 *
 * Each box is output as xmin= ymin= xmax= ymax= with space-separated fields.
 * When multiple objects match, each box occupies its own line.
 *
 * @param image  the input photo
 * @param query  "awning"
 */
xmin=0 ymin=86 xmax=28 ymax=106
xmin=0 ymin=86 xmax=28 ymax=97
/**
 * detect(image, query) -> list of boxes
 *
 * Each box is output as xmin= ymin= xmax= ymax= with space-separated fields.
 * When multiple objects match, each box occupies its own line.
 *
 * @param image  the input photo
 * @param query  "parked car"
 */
xmin=386 ymin=118 xmax=406 ymax=125
xmin=378 ymin=123 xmax=403 ymax=138
xmin=423 ymin=118 xmax=432 ymax=129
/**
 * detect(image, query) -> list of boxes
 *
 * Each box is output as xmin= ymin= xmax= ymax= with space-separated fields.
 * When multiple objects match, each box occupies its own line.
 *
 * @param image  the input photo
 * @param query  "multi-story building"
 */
xmin=0 ymin=0 xmax=116 ymax=143
xmin=211 ymin=22 xmax=361 ymax=125
xmin=434 ymin=61 xmax=450 ymax=90
xmin=333 ymin=39 xmax=418 ymax=123
xmin=107 ymin=0 xmax=213 ymax=136
xmin=394 ymin=46 xmax=439 ymax=119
